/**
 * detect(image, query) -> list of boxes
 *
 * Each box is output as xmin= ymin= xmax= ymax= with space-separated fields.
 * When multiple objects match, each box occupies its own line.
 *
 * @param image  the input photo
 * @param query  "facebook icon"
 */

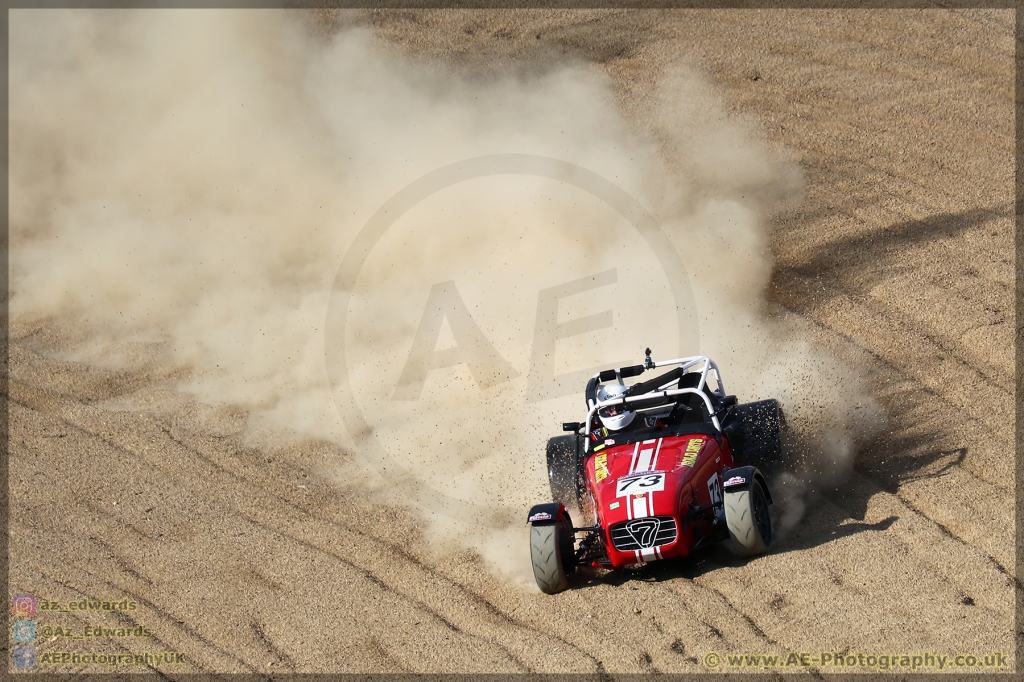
xmin=13 ymin=645 xmax=36 ymax=669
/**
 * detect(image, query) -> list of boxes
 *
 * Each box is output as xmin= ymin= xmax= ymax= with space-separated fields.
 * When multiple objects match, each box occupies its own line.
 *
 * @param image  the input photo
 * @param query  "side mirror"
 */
xmin=562 ymin=422 xmax=582 ymax=433
xmin=721 ymin=395 xmax=738 ymax=408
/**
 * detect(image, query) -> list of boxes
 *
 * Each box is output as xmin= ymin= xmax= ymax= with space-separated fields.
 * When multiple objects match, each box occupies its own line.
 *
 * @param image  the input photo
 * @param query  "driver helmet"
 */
xmin=596 ymin=383 xmax=636 ymax=431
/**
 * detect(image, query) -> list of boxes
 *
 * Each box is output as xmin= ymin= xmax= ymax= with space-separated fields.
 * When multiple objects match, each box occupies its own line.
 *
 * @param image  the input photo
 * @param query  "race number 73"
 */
xmin=707 ymin=472 xmax=722 ymax=506
xmin=616 ymin=472 xmax=665 ymax=497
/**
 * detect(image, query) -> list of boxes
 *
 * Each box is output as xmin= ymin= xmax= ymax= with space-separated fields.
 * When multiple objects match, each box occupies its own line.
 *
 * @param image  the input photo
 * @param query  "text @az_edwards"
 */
xmin=702 ymin=650 xmax=1010 ymax=671
xmin=37 ymin=624 xmax=153 ymax=639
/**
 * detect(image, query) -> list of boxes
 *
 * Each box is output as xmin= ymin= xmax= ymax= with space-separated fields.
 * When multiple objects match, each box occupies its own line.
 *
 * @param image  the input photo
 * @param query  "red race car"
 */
xmin=528 ymin=350 xmax=786 ymax=594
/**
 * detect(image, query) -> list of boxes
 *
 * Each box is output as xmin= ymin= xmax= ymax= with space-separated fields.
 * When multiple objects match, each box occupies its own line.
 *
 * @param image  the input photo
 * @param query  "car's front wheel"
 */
xmin=724 ymin=480 xmax=772 ymax=557
xmin=529 ymin=513 xmax=575 ymax=594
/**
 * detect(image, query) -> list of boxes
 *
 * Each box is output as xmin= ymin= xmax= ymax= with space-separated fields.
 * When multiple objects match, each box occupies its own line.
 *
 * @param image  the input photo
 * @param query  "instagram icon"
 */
xmin=11 ymin=594 xmax=36 ymax=618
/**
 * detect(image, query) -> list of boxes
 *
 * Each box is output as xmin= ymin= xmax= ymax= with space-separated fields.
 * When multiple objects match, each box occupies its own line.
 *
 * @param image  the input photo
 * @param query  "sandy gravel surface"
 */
xmin=8 ymin=9 xmax=1015 ymax=674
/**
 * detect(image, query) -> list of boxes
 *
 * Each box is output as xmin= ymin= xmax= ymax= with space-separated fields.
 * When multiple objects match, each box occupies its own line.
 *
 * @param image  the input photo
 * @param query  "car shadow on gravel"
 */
xmin=771 ymin=203 xmax=1010 ymax=299
xmin=767 ymin=376 xmax=966 ymax=552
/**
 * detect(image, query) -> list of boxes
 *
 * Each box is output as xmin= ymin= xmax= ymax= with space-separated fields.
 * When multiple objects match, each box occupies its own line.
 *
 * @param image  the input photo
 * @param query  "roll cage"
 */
xmin=583 ymin=355 xmax=727 ymax=435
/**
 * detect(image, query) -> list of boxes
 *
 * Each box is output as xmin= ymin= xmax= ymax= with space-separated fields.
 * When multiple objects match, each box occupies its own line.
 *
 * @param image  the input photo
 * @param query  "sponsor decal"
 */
xmin=707 ymin=472 xmax=722 ymax=506
xmin=593 ymin=444 xmax=605 ymax=452
xmin=616 ymin=471 xmax=666 ymax=497
xmin=605 ymin=439 xmax=615 ymax=445
xmin=595 ymin=453 xmax=610 ymax=482
xmin=724 ymin=475 xmax=746 ymax=486
xmin=609 ymin=501 xmax=620 ymax=510
xmin=528 ymin=512 xmax=552 ymax=522
xmin=681 ymin=437 xmax=703 ymax=468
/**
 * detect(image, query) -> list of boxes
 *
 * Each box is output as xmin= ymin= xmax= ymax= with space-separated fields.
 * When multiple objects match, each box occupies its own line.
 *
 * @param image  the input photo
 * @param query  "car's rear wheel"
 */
xmin=530 ymin=513 xmax=575 ymax=594
xmin=546 ymin=435 xmax=582 ymax=508
xmin=731 ymin=399 xmax=785 ymax=466
xmin=724 ymin=480 xmax=772 ymax=557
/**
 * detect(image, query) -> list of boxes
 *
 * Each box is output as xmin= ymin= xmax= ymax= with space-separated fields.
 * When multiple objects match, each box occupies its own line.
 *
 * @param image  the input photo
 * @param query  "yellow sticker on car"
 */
xmin=595 ymin=453 xmax=609 ymax=482
xmin=681 ymin=437 xmax=703 ymax=468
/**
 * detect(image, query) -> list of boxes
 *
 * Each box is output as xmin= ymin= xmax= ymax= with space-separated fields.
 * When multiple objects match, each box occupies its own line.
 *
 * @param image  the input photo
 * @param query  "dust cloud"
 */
xmin=10 ymin=9 xmax=879 ymax=583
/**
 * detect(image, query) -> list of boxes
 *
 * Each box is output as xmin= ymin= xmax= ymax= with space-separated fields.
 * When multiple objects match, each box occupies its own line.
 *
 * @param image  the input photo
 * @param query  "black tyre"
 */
xmin=546 ymin=435 xmax=582 ymax=507
xmin=732 ymin=399 xmax=785 ymax=466
xmin=530 ymin=513 xmax=575 ymax=594
xmin=724 ymin=480 xmax=772 ymax=557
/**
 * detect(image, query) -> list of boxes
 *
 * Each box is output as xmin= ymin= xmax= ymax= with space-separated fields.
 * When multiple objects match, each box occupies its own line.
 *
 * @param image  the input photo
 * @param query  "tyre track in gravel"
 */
xmin=667 ymin=576 xmax=780 ymax=648
xmin=888 ymin=489 xmax=1020 ymax=590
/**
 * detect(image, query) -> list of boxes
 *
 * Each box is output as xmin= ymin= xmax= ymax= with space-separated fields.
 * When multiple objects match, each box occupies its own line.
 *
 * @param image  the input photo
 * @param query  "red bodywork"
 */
xmin=585 ymin=432 xmax=735 ymax=568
